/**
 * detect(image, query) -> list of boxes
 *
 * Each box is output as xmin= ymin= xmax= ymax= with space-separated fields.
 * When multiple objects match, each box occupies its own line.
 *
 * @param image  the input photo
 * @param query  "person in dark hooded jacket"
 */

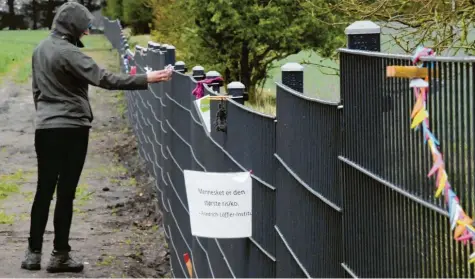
xmin=21 ymin=2 xmax=172 ymax=273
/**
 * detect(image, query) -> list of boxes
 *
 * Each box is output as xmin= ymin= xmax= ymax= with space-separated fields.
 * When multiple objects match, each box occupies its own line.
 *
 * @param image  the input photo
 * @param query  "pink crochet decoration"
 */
xmin=191 ymin=77 xmax=224 ymax=99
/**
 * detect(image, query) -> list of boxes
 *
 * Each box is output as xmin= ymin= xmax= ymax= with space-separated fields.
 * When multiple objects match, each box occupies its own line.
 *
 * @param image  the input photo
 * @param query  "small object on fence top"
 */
xmin=166 ymin=44 xmax=176 ymax=50
xmin=135 ymin=45 xmax=143 ymax=51
xmin=208 ymin=95 xmax=243 ymax=101
xmin=175 ymin=61 xmax=185 ymax=66
xmin=409 ymin=78 xmax=429 ymax=88
xmin=206 ymin=71 xmax=221 ymax=78
xmin=193 ymin=65 xmax=205 ymax=71
xmin=148 ymin=41 xmax=160 ymax=49
xmin=281 ymin=62 xmax=304 ymax=72
xmin=227 ymin=81 xmax=245 ymax=89
xmin=345 ymin=20 xmax=380 ymax=35
xmin=386 ymin=66 xmax=428 ymax=78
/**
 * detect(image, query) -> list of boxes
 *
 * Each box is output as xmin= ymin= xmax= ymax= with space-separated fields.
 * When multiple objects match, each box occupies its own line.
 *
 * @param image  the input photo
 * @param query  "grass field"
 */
xmin=0 ymin=30 xmax=48 ymax=82
xmin=0 ymin=28 xmax=415 ymax=113
xmin=0 ymin=30 xmax=112 ymax=83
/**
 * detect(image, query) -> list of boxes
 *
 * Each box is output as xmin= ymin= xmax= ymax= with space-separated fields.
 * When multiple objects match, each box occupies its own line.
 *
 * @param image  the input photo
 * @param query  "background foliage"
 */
xmin=3 ymin=0 xmax=472 ymax=101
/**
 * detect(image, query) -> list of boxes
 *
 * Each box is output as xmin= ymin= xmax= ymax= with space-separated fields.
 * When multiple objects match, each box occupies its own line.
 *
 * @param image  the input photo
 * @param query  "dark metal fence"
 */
xmin=103 ymin=17 xmax=475 ymax=278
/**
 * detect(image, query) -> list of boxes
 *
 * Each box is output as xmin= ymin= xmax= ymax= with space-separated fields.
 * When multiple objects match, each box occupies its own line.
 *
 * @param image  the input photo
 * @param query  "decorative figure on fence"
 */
xmin=192 ymin=77 xmax=224 ymax=99
xmin=387 ymin=46 xmax=475 ymax=263
xmin=215 ymin=99 xmax=227 ymax=133
xmin=183 ymin=253 xmax=193 ymax=277
xmin=130 ymin=66 xmax=137 ymax=75
xmin=123 ymin=53 xmax=132 ymax=74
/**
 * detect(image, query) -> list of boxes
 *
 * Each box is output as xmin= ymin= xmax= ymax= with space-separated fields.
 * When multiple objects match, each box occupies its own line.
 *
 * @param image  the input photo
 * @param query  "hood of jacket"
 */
xmin=52 ymin=2 xmax=94 ymax=48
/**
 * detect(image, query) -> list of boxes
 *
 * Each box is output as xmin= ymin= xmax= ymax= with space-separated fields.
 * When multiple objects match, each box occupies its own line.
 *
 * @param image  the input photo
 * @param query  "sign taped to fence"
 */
xmin=193 ymin=95 xmax=211 ymax=133
xmin=184 ymin=170 xmax=252 ymax=238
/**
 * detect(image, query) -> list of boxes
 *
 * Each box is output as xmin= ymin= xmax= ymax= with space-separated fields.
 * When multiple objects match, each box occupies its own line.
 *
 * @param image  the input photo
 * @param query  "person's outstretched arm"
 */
xmin=63 ymin=48 xmax=171 ymax=90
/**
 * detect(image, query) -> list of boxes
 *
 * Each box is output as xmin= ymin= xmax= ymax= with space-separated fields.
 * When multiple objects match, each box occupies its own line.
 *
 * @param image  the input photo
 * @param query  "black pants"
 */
xmin=28 ymin=127 xmax=89 ymax=252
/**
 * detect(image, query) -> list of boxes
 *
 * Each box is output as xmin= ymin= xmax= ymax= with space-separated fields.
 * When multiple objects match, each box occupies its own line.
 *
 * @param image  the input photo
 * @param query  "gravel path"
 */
xmin=0 ymin=46 xmax=170 ymax=278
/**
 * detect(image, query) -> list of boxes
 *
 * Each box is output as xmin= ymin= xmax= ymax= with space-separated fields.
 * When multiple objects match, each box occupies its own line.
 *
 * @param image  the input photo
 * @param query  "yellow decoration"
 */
xmin=411 ymin=95 xmax=424 ymax=118
xmin=435 ymin=170 xmax=447 ymax=198
xmin=455 ymin=217 xmax=472 ymax=238
xmin=410 ymin=109 xmax=428 ymax=129
xmin=386 ymin=66 xmax=429 ymax=78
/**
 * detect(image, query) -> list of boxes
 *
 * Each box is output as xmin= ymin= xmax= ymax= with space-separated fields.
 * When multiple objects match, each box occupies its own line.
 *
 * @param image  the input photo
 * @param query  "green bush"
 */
xmin=102 ymin=0 xmax=123 ymax=21
xmin=122 ymin=0 xmax=153 ymax=34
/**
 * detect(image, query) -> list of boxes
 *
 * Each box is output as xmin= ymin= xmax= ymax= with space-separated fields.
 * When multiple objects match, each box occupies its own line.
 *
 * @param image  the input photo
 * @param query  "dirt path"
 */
xmin=0 ymin=47 xmax=170 ymax=277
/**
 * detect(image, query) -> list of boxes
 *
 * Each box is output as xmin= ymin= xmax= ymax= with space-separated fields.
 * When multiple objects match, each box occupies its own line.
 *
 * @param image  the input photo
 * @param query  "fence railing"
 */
xmin=103 ymin=17 xmax=475 ymax=278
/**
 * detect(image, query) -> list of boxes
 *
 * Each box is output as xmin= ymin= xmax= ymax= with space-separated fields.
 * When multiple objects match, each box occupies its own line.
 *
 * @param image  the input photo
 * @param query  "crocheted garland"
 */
xmin=410 ymin=46 xmax=475 ymax=263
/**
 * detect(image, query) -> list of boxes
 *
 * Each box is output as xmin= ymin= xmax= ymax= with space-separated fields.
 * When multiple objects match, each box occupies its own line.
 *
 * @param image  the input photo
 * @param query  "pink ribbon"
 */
xmin=192 ymin=77 xmax=224 ymax=99
xmin=130 ymin=66 xmax=137 ymax=75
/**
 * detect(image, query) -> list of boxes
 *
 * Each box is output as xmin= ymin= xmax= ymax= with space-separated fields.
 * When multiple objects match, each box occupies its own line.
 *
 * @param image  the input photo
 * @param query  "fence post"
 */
xmin=344 ymin=20 xmax=384 ymax=176
xmin=227 ymin=81 xmax=245 ymax=105
xmin=192 ymin=66 xmax=205 ymax=81
xmin=206 ymin=71 xmax=222 ymax=93
xmin=344 ymin=20 xmax=381 ymax=52
xmin=148 ymin=41 xmax=160 ymax=50
xmin=174 ymin=61 xmax=186 ymax=74
xmin=166 ymin=45 xmax=176 ymax=66
xmin=281 ymin=62 xmax=304 ymax=93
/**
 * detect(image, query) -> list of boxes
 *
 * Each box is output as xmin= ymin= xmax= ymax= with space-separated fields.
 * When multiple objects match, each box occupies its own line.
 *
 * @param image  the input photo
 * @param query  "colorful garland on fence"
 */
xmin=409 ymin=46 xmax=475 ymax=263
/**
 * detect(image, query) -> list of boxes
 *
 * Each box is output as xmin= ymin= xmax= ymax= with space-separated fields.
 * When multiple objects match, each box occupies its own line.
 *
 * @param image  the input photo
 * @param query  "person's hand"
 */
xmin=146 ymin=69 xmax=172 ymax=83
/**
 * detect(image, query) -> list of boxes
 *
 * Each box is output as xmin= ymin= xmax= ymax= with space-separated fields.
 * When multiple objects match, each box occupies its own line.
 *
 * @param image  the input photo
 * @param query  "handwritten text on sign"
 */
xmin=184 ymin=170 xmax=252 ymax=238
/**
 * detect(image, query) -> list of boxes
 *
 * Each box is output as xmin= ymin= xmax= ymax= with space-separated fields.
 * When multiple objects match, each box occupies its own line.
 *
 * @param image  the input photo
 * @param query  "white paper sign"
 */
xmin=194 ymin=95 xmax=211 ymax=133
xmin=184 ymin=170 xmax=252 ymax=238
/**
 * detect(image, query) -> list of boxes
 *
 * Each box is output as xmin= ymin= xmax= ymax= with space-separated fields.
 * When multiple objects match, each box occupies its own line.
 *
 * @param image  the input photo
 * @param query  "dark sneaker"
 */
xmin=46 ymin=251 xmax=84 ymax=273
xmin=21 ymin=249 xmax=42 ymax=270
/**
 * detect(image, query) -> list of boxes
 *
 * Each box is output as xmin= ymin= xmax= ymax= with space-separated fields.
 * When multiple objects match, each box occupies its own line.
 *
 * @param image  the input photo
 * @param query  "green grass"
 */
xmin=122 ymin=28 xmax=150 ymax=48
xmin=0 ymin=169 xmax=26 ymax=200
xmin=0 ymin=211 xmax=15 ymax=224
xmin=0 ymin=169 xmax=27 ymax=224
xmin=75 ymin=183 xmax=94 ymax=206
xmin=0 ymin=30 xmax=112 ymax=83
xmin=0 ymin=30 xmax=48 ymax=78
xmin=264 ymin=50 xmax=340 ymax=103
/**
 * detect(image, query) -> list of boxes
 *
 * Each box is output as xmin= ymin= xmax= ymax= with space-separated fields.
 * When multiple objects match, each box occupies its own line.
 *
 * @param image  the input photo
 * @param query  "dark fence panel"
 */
xmin=340 ymin=49 xmax=475 ymax=278
xmin=104 ymin=17 xmax=475 ymax=278
xmin=275 ymin=83 xmax=343 ymax=278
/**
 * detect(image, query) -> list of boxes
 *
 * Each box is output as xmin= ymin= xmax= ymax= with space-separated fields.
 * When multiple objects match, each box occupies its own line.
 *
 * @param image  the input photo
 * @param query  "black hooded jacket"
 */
xmin=32 ymin=2 xmax=148 ymax=129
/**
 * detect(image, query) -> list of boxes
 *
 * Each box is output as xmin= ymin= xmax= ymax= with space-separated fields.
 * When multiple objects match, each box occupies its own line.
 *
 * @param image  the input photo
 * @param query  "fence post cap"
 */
xmin=206 ymin=71 xmax=221 ymax=77
xmin=281 ymin=62 xmax=304 ymax=72
xmin=166 ymin=45 xmax=176 ymax=50
xmin=175 ymin=61 xmax=185 ymax=66
xmin=345 ymin=20 xmax=380 ymax=35
xmin=148 ymin=41 xmax=160 ymax=47
xmin=227 ymin=81 xmax=245 ymax=89
xmin=192 ymin=65 xmax=204 ymax=71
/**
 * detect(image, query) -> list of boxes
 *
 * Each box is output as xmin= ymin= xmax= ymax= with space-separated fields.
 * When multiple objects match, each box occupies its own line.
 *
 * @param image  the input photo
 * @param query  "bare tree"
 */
xmin=332 ymin=0 xmax=475 ymax=55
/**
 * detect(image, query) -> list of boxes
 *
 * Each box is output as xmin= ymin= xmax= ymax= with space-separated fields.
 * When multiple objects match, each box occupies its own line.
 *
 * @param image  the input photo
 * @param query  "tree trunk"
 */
xmin=239 ymin=41 xmax=253 ymax=99
xmin=32 ymin=0 xmax=38 ymax=29
xmin=46 ymin=0 xmax=55 ymax=29
xmin=7 ymin=0 xmax=16 ymax=30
